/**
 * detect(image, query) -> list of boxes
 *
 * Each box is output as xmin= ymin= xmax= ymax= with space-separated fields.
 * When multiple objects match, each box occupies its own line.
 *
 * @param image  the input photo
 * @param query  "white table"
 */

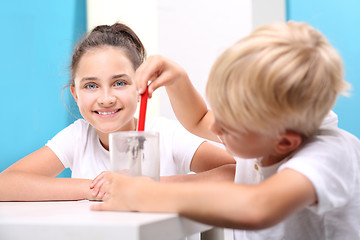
xmin=0 ymin=200 xmax=223 ymax=240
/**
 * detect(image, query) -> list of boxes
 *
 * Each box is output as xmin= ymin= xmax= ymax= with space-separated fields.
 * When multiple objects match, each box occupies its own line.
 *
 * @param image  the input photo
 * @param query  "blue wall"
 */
xmin=0 ymin=1 xmax=86 ymax=177
xmin=287 ymin=0 xmax=360 ymax=138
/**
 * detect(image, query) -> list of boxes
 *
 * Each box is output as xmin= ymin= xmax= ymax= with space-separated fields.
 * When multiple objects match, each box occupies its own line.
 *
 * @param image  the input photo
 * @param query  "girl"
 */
xmin=0 ymin=23 xmax=235 ymax=201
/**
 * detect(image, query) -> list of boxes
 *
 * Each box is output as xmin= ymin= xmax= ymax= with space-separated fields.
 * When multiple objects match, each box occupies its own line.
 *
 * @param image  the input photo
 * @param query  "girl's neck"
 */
xmin=97 ymin=118 xmax=137 ymax=151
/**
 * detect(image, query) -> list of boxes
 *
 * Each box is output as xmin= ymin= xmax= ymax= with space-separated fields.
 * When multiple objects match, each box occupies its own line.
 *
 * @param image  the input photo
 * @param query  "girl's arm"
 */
xmin=135 ymin=55 xmax=219 ymax=142
xmin=91 ymin=168 xmax=317 ymax=230
xmin=0 ymin=146 xmax=94 ymax=201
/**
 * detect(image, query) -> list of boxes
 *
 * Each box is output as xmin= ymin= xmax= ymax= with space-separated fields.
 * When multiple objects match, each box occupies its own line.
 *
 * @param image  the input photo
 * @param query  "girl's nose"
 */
xmin=97 ymin=91 xmax=116 ymax=106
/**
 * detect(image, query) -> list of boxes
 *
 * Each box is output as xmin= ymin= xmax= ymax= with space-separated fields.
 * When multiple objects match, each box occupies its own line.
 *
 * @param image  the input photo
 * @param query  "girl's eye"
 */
xmin=84 ymin=83 xmax=97 ymax=90
xmin=114 ymin=80 xmax=126 ymax=87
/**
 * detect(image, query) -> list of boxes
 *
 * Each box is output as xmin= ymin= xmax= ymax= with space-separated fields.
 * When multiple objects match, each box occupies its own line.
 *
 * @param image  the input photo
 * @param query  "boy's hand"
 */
xmin=90 ymin=171 xmax=113 ymax=199
xmin=91 ymin=170 xmax=131 ymax=199
xmin=136 ymin=55 xmax=216 ymax=142
xmin=90 ymin=173 xmax=154 ymax=211
xmin=135 ymin=55 xmax=189 ymax=98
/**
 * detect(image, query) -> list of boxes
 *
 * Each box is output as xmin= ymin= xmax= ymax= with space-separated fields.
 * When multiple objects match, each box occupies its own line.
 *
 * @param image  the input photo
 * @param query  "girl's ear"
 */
xmin=275 ymin=131 xmax=302 ymax=154
xmin=70 ymin=85 xmax=78 ymax=102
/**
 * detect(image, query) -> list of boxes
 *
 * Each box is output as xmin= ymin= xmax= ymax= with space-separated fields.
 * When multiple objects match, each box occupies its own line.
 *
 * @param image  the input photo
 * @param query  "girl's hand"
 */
xmin=135 ymin=55 xmax=189 ymax=98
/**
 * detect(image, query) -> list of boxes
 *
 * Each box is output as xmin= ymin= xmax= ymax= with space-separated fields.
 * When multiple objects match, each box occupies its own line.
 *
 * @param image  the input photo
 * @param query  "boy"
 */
xmin=91 ymin=21 xmax=360 ymax=239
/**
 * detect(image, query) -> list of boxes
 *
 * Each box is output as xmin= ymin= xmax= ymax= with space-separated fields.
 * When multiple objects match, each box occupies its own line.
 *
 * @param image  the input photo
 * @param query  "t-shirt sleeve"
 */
xmin=278 ymin=129 xmax=358 ymax=214
xmin=149 ymin=117 xmax=205 ymax=174
xmin=170 ymin=120 xmax=205 ymax=173
xmin=45 ymin=120 xmax=84 ymax=170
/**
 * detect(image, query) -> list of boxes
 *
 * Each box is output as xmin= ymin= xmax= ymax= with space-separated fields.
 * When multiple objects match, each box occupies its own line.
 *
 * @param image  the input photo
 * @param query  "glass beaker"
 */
xmin=109 ymin=131 xmax=160 ymax=181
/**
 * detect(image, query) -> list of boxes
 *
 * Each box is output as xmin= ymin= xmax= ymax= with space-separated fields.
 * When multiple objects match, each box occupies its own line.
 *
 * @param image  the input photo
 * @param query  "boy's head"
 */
xmin=206 ymin=21 xmax=350 ymax=138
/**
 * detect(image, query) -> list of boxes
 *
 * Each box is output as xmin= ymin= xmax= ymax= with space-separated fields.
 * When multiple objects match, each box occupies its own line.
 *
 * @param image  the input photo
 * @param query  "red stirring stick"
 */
xmin=137 ymin=87 xmax=149 ymax=131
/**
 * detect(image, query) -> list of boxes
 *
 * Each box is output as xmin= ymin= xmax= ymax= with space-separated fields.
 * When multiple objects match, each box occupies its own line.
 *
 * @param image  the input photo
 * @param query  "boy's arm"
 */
xmin=91 ymin=168 xmax=317 ymax=230
xmin=0 ymin=146 xmax=96 ymax=201
xmin=90 ymin=163 xmax=236 ymax=200
xmin=135 ymin=55 xmax=219 ymax=142
xmin=160 ymin=164 xmax=236 ymax=183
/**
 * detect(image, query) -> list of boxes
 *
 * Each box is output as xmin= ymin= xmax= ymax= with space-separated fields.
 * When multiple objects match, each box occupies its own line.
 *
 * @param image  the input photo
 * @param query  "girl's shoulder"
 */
xmin=67 ymin=118 xmax=92 ymax=131
xmin=56 ymin=118 xmax=95 ymax=140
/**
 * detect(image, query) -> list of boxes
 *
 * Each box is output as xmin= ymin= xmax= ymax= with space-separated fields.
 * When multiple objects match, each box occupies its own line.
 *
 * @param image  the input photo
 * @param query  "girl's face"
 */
xmin=71 ymin=46 xmax=138 ymax=135
xmin=210 ymin=115 xmax=277 ymax=160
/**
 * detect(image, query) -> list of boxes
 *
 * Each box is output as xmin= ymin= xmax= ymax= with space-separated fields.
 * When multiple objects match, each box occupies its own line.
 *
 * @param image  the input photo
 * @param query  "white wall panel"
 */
xmin=157 ymin=0 xmax=252 ymax=119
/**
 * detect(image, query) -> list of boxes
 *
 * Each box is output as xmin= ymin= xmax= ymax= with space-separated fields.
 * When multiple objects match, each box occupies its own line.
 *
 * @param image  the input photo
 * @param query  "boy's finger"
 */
xmin=91 ymin=171 xmax=106 ymax=188
xmin=148 ymin=70 xmax=173 ymax=93
xmin=135 ymin=62 xmax=153 ymax=93
xmin=136 ymin=56 xmax=164 ymax=93
xmin=92 ymin=178 xmax=107 ymax=197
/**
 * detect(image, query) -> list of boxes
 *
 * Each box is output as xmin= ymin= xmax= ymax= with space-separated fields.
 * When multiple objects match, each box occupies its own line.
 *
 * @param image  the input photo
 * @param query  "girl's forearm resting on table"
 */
xmin=0 ymin=172 xmax=93 ymax=201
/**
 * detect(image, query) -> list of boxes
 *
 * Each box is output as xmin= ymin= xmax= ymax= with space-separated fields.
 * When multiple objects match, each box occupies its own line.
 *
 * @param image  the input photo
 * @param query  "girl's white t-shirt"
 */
xmin=46 ymin=117 xmax=205 ymax=179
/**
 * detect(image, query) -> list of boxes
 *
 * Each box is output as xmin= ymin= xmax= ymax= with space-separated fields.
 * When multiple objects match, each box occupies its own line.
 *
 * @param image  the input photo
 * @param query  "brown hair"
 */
xmin=69 ymin=22 xmax=146 ymax=86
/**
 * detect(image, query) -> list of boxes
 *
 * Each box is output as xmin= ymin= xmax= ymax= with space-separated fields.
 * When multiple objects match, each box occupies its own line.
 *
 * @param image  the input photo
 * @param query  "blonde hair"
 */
xmin=206 ymin=21 xmax=350 ymax=138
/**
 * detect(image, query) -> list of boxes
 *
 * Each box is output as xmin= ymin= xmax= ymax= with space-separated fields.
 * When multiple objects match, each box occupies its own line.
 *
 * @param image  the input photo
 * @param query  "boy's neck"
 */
xmin=260 ymin=152 xmax=291 ymax=167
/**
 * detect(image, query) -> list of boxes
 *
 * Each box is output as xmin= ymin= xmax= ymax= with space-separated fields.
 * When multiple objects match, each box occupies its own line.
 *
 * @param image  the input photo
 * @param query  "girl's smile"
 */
xmin=94 ymin=108 xmax=122 ymax=118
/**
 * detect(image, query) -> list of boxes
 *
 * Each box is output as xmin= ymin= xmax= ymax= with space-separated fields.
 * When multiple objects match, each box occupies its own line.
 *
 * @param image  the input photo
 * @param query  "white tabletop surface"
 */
xmin=0 ymin=200 xmax=213 ymax=240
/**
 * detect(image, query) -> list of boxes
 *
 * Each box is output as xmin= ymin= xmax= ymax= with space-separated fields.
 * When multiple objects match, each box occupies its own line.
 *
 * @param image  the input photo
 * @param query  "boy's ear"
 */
xmin=275 ymin=131 xmax=302 ymax=154
xmin=70 ymin=85 xmax=78 ymax=102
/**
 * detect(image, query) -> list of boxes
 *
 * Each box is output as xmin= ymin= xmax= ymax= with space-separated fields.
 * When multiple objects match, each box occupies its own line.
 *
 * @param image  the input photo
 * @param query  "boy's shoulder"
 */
xmin=306 ymin=127 xmax=359 ymax=152
xmin=286 ymin=127 xmax=360 ymax=169
xmin=320 ymin=111 xmax=338 ymax=128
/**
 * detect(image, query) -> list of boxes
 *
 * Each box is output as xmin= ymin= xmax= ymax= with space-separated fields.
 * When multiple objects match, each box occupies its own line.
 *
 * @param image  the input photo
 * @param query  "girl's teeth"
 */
xmin=98 ymin=110 xmax=117 ymax=115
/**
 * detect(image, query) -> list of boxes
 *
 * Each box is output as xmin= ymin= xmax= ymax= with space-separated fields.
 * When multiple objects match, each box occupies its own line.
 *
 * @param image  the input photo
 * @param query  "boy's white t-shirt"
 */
xmin=278 ymin=127 xmax=360 ymax=239
xmin=234 ymin=111 xmax=360 ymax=240
xmin=46 ymin=117 xmax=205 ymax=179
